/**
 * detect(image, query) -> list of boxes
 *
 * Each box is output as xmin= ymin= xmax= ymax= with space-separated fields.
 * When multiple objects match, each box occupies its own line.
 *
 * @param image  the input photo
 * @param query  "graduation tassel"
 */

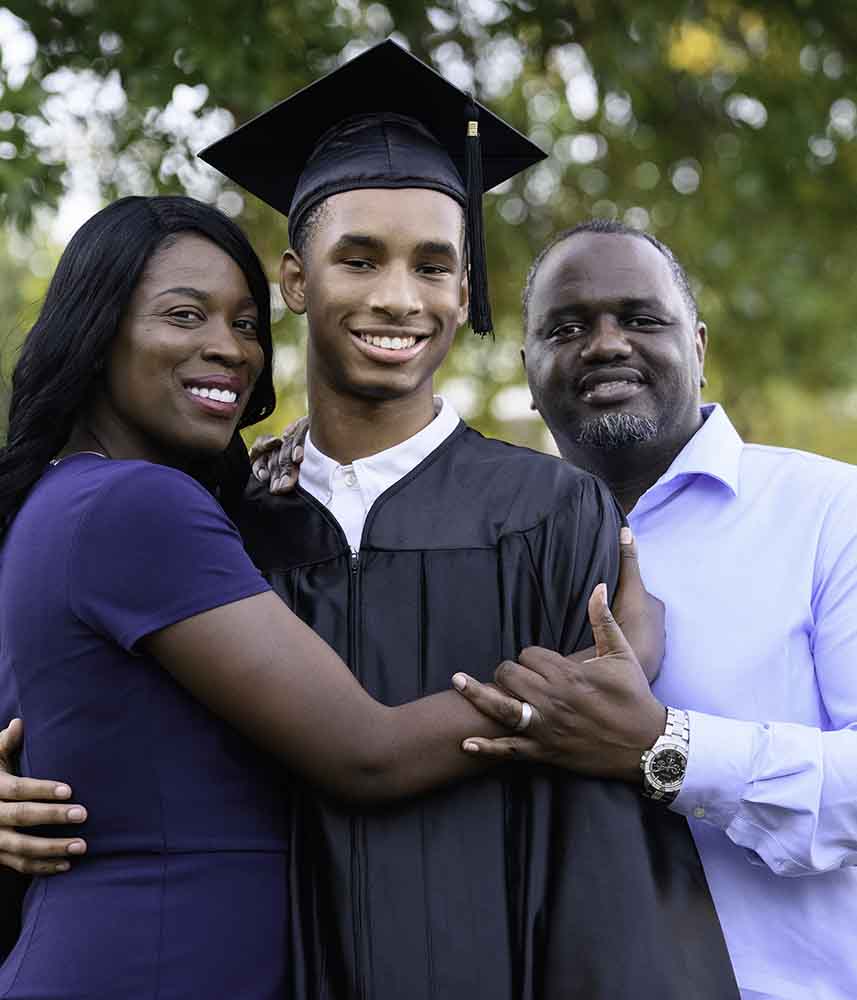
xmin=464 ymin=101 xmax=493 ymax=337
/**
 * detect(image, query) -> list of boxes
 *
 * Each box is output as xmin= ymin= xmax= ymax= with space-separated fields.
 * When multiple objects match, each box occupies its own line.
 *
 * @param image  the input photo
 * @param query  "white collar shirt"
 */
xmin=299 ymin=396 xmax=461 ymax=552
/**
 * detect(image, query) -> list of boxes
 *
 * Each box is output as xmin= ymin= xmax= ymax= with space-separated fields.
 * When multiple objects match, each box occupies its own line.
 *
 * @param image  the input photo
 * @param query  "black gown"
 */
xmin=238 ymin=422 xmax=738 ymax=1000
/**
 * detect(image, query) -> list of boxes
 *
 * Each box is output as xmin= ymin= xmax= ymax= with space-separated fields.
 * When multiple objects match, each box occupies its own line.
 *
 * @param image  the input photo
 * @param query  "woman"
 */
xmin=0 ymin=196 xmax=536 ymax=998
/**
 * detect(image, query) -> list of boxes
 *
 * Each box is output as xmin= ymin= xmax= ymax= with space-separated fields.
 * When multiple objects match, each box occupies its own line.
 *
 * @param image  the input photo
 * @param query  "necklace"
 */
xmin=49 ymin=426 xmax=114 ymax=467
xmin=49 ymin=451 xmax=107 ymax=467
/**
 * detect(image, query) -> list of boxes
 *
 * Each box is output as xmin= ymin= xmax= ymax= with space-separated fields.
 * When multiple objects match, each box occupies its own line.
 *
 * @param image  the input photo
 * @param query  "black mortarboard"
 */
xmin=198 ymin=38 xmax=545 ymax=335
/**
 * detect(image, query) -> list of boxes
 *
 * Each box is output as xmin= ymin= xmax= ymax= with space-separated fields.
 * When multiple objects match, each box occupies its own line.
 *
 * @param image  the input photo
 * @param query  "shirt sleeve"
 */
xmin=673 ymin=475 xmax=857 ymax=876
xmin=69 ymin=463 xmax=271 ymax=651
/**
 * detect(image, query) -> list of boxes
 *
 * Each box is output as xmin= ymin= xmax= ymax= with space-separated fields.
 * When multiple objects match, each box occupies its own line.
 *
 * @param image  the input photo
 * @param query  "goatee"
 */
xmin=574 ymin=412 xmax=659 ymax=449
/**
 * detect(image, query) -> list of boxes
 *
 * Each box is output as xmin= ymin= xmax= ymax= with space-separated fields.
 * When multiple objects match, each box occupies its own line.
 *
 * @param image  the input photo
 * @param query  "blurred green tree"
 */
xmin=3 ymin=0 xmax=857 ymax=458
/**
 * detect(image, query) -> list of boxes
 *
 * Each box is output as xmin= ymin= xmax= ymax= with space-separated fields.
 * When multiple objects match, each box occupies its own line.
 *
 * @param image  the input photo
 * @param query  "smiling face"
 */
xmin=524 ymin=232 xmax=706 ymax=463
xmin=281 ymin=187 xmax=468 ymax=406
xmin=93 ymin=233 xmax=264 ymax=464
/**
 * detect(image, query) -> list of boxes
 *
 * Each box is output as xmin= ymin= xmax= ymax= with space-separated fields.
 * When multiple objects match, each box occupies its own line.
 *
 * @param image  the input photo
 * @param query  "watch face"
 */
xmin=650 ymin=748 xmax=687 ymax=787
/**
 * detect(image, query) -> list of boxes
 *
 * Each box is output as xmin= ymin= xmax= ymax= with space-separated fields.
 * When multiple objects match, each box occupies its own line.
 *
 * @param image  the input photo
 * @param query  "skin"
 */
xmin=0 ymin=230 xmax=524 ymax=875
xmin=77 ymin=234 xmax=264 ymax=464
xmin=523 ymin=232 xmax=707 ymax=513
xmin=280 ymin=187 xmax=467 ymax=463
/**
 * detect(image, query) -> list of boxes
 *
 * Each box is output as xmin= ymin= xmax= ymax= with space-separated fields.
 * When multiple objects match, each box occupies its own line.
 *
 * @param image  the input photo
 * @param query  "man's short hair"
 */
xmin=522 ymin=218 xmax=699 ymax=329
xmin=290 ymin=200 xmax=330 ymax=261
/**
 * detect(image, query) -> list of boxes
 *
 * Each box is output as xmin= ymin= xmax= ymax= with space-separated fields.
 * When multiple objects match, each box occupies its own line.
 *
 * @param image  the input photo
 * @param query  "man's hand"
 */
xmin=0 ymin=719 xmax=87 ymax=875
xmin=452 ymin=584 xmax=667 ymax=782
xmin=249 ymin=415 xmax=309 ymax=494
xmin=602 ymin=526 xmax=664 ymax=681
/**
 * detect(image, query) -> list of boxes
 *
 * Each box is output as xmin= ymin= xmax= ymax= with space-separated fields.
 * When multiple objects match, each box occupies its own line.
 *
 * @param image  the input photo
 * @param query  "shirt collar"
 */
xmin=640 ymin=403 xmax=743 ymax=504
xmin=301 ymin=396 xmax=461 ymax=507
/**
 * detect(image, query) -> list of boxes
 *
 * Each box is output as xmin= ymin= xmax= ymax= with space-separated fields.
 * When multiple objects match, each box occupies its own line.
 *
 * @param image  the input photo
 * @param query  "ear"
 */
xmin=457 ymin=269 xmax=469 ymax=328
xmin=695 ymin=321 xmax=707 ymax=376
xmin=280 ymin=249 xmax=307 ymax=316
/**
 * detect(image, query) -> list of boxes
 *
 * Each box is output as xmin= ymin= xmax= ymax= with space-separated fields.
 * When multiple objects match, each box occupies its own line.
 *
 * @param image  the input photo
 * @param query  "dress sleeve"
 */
xmin=68 ymin=463 xmax=270 ymax=651
xmin=522 ymin=472 xmax=623 ymax=655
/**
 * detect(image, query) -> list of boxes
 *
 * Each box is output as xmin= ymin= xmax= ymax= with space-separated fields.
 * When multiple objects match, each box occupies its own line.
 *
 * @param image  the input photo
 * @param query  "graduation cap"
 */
xmin=198 ymin=38 xmax=546 ymax=335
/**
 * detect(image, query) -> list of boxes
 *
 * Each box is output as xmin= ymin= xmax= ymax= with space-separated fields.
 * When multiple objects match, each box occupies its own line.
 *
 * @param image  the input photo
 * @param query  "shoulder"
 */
xmin=458 ymin=426 xmax=609 ymax=490
xmin=741 ymin=441 xmax=857 ymax=505
xmin=418 ymin=425 xmax=618 ymax=535
xmin=69 ymin=460 xmax=234 ymax=545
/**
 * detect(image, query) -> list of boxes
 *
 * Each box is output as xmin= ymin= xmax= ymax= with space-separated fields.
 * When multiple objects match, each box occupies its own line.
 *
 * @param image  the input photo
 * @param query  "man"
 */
xmin=0 ymin=45 xmax=738 ymax=998
xmin=492 ymin=218 xmax=857 ymax=1000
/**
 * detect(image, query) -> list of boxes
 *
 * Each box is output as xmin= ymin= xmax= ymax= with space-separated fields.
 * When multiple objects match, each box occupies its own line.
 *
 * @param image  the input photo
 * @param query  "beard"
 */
xmin=573 ymin=411 xmax=659 ymax=449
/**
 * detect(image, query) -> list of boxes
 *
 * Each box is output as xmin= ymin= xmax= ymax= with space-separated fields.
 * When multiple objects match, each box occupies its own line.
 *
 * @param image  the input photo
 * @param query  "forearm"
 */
xmin=322 ymin=691 xmax=505 ymax=803
xmin=148 ymin=594 xmax=508 ymax=805
xmin=674 ymin=710 xmax=857 ymax=875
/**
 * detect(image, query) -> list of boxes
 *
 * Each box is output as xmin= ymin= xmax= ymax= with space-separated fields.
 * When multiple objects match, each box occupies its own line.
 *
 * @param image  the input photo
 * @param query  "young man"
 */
xmin=0 ymin=45 xmax=738 ymax=998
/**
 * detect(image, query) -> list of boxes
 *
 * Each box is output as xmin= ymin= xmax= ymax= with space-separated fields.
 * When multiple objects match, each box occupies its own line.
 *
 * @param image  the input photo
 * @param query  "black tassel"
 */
xmin=464 ymin=100 xmax=493 ymax=337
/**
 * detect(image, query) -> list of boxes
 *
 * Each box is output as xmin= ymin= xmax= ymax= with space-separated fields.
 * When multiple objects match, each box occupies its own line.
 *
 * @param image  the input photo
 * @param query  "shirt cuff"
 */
xmin=671 ymin=709 xmax=758 ymax=829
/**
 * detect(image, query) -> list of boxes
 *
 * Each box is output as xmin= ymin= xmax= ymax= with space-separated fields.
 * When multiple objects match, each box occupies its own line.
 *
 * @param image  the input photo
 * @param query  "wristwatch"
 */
xmin=640 ymin=706 xmax=689 ymax=804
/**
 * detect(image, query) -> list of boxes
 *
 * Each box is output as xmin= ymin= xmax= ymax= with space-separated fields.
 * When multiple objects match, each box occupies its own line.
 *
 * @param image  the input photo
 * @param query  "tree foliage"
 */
xmin=3 ymin=0 xmax=857 ymax=458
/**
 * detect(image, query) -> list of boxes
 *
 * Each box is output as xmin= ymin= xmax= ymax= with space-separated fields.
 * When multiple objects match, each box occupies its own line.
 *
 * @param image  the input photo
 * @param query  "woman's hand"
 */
xmin=249 ymin=415 xmax=309 ymax=494
xmin=0 ymin=719 xmax=88 ymax=875
xmin=452 ymin=584 xmax=667 ymax=783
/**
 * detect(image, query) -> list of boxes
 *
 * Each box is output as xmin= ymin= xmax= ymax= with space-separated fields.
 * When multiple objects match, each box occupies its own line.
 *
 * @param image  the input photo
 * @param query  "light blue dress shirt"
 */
xmin=634 ymin=403 xmax=857 ymax=1000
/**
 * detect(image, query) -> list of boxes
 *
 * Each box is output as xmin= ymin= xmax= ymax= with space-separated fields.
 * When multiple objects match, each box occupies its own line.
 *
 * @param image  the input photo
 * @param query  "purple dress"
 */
xmin=0 ymin=455 xmax=288 ymax=999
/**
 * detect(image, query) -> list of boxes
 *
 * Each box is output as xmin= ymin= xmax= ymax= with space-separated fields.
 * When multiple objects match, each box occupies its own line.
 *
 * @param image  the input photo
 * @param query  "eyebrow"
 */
xmin=542 ymin=295 xmax=669 ymax=322
xmin=330 ymin=234 xmax=384 ymax=254
xmin=330 ymin=233 xmax=459 ymax=262
xmin=153 ymin=287 xmax=257 ymax=310
xmin=416 ymin=239 xmax=459 ymax=262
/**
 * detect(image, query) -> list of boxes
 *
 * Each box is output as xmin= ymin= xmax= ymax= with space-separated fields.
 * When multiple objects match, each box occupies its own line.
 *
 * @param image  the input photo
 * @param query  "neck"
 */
xmin=558 ymin=433 xmax=691 ymax=514
xmin=307 ymin=379 xmax=437 ymax=464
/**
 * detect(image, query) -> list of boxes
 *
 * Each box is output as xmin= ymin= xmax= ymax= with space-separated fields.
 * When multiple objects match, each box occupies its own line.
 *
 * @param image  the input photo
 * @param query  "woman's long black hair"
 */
xmin=0 ymin=195 xmax=276 ymax=534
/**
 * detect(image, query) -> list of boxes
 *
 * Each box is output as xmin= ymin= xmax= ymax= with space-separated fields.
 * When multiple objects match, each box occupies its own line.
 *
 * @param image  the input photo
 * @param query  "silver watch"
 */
xmin=640 ymin=707 xmax=689 ymax=804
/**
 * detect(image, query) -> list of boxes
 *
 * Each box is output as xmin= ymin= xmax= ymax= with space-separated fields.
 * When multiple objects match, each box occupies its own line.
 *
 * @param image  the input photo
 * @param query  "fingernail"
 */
xmin=67 ymin=807 xmax=86 ymax=822
xmin=463 ymin=741 xmax=480 ymax=753
xmin=597 ymin=582 xmax=608 ymax=601
xmin=55 ymin=862 xmax=70 ymax=873
xmin=54 ymin=785 xmax=71 ymax=799
xmin=452 ymin=673 xmax=467 ymax=691
xmin=620 ymin=526 xmax=633 ymax=544
xmin=67 ymin=841 xmax=86 ymax=855
xmin=292 ymin=445 xmax=304 ymax=463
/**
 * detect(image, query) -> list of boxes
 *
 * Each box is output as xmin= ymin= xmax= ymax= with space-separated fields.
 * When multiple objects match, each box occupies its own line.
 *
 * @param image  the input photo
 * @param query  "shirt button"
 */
xmin=693 ymin=806 xmax=706 ymax=819
xmin=345 ymin=472 xmax=357 ymax=488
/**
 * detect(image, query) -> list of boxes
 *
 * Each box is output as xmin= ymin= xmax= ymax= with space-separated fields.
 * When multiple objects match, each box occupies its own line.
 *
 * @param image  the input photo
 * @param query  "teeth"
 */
xmin=360 ymin=334 xmax=417 ymax=350
xmin=189 ymin=386 xmax=237 ymax=403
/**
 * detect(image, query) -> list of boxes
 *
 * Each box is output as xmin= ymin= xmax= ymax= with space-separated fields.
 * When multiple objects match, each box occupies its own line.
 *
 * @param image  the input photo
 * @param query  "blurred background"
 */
xmin=2 ymin=0 xmax=857 ymax=459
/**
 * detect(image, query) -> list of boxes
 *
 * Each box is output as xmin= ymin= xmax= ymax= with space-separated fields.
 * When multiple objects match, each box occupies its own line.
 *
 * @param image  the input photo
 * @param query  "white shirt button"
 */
xmin=344 ymin=472 xmax=357 ymax=488
xmin=693 ymin=806 xmax=706 ymax=819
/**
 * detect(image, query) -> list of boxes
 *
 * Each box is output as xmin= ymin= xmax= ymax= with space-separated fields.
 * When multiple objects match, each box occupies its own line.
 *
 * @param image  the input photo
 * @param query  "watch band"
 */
xmin=640 ymin=707 xmax=690 ymax=803
xmin=664 ymin=706 xmax=690 ymax=744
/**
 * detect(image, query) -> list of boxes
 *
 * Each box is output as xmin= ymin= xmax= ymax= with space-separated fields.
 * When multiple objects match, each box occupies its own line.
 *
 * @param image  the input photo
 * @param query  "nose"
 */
xmin=200 ymin=317 xmax=250 ymax=368
xmin=580 ymin=314 xmax=632 ymax=362
xmin=367 ymin=262 xmax=422 ymax=320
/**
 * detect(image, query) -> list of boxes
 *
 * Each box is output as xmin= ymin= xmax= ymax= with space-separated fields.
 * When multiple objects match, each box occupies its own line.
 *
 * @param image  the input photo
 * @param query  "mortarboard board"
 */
xmin=198 ymin=38 xmax=546 ymax=335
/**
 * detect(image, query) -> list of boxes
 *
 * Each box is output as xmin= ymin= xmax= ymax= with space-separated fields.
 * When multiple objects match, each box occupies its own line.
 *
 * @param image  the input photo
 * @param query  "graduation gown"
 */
xmin=239 ymin=422 xmax=738 ymax=1000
